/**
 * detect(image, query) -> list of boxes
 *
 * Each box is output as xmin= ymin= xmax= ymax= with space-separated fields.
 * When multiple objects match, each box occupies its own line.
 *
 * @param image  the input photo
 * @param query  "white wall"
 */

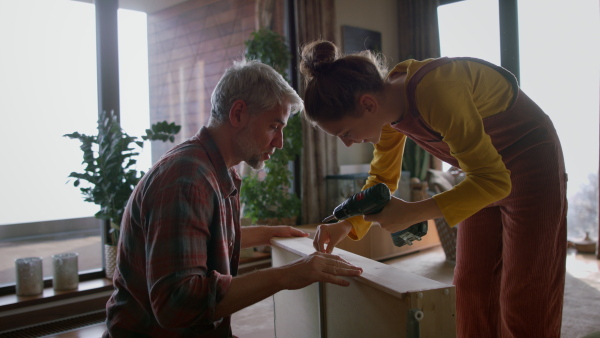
xmin=334 ymin=0 xmax=399 ymax=168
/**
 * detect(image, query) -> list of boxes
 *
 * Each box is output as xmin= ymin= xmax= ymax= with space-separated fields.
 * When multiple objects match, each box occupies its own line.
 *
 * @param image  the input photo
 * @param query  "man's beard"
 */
xmin=237 ymin=124 xmax=266 ymax=170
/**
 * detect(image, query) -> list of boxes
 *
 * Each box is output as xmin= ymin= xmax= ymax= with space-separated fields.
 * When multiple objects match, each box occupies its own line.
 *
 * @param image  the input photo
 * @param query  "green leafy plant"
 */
xmin=64 ymin=110 xmax=181 ymax=245
xmin=240 ymin=28 xmax=302 ymax=224
xmin=244 ymin=28 xmax=291 ymax=76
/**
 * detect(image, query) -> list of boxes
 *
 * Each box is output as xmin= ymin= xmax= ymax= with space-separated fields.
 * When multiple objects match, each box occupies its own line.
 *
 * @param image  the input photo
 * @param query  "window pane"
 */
xmin=0 ymin=0 xmax=98 ymax=225
xmin=119 ymin=9 xmax=152 ymax=172
xmin=519 ymin=0 xmax=599 ymax=239
xmin=0 ymin=0 xmax=151 ymax=285
xmin=438 ymin=0 xmax=500 ymax=65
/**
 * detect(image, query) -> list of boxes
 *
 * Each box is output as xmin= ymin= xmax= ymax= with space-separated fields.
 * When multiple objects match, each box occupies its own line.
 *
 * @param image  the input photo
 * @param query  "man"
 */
xmin=103 ymin=60 xmax=363 ymax=337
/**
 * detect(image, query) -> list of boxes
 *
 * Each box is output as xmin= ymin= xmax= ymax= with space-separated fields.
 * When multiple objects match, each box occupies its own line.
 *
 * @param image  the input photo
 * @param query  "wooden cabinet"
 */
xmin=271 ymin=237 xmax=456 ymax=337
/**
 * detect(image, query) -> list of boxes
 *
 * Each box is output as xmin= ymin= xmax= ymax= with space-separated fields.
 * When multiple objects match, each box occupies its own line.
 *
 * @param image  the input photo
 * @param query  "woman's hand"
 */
xmin=313 ymin=220 xmax=353 ymax=254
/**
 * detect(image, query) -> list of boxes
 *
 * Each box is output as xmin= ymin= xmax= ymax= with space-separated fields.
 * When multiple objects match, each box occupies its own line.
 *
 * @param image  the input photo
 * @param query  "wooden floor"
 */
xmin=46 ymin=245 xmax=600 ymax=338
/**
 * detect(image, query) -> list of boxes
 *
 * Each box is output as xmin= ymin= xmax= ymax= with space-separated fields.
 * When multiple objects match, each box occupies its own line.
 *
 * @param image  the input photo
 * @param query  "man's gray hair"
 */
xmin=209 ymin=59 xmax=304 ymax=125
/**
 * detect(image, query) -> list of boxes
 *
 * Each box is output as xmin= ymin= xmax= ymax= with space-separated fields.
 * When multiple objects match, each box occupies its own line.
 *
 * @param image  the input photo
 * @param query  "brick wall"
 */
xmin=147 ymin=0 xmax=286 ymax=161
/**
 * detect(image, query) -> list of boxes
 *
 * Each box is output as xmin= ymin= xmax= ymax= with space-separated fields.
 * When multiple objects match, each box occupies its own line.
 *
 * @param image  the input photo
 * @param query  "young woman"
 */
xmin=300 ymin=40 xmax=567 ymax=337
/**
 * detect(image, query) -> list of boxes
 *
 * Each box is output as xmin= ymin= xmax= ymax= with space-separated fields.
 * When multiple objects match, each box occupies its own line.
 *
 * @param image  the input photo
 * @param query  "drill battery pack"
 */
xmin=391 ymin=221 xmax=428 ymax=247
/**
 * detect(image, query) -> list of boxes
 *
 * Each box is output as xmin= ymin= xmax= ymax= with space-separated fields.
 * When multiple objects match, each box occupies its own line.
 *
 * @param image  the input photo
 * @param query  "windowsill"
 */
xmin=0 ymin=278 xmax=113 ymax=310
xmin=0 ymin=252 xmax=273 ymax=311
xmin=0 ymin=278 xmax=113 ymax=332
xmin=0 ymin=255 xmax=273 ymax=332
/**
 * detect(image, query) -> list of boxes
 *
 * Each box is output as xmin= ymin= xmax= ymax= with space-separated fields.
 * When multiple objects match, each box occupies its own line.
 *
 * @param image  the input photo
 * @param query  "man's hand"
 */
xmin=215 ymin=248 xmax=363 ymax=318
xmin=279 ymin=252 xmax=363 ymax=289
xmin=313 ymin=220 xmax=353 ymax=254
xmin=241 ymin=225 xmax=308 ymax=248
xmin=268 ymin=225 xmax=309 ymax=239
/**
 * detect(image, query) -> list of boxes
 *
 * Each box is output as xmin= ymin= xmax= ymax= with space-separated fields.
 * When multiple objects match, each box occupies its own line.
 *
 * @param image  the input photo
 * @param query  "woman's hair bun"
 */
xmin=299 ymin=40 xmax=339 ymax=79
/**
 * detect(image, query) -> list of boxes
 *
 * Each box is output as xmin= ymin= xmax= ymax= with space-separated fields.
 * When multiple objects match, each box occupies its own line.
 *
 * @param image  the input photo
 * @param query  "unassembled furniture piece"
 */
xmin=271 ymin=237 xmax=456 ymax=338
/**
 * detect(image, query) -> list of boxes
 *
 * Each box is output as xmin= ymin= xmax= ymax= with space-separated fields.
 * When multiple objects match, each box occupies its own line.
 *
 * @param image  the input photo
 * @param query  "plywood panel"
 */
xmin=272 ymin=248 xmax=322 ymax=338
xmin=323 ymin=278 xmax=408 ymax=337
xmin=271 ymin=237 xmax=456 ymax=338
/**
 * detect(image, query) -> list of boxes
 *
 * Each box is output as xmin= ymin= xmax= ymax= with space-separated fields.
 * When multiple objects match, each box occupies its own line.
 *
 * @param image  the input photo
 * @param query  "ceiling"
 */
xmin=72 ymin=0 xmax=189 ymax=13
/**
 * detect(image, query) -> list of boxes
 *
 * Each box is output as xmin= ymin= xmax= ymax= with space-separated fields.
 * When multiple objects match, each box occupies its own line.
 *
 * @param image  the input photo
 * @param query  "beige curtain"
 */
xmin=296 ymin=0 xmax=339 ymax=224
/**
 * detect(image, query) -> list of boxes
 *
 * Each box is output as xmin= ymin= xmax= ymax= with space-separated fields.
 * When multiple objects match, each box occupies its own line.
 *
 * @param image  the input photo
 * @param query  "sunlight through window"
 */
xmin=0 ymin=0 xmax=150 ymax=225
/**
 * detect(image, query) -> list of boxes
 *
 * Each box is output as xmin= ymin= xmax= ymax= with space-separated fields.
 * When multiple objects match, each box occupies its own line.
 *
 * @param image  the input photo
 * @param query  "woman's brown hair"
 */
xmin=299 ymin=40 xmax=388 ymax=123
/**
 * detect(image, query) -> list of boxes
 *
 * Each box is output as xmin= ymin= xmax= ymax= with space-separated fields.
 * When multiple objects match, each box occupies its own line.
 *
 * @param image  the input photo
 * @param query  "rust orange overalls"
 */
xmin=391 ymin=57 xmax=567 ymax=337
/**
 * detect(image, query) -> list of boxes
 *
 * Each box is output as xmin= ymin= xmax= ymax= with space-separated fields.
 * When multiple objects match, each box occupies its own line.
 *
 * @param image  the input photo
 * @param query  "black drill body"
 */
xmin=323 ymin=183 xmax=428 ymax=247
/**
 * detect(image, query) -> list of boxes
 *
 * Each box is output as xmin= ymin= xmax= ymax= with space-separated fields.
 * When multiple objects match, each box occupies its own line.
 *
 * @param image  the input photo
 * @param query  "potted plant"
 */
xmin=64 ymin=110 xmax=180 ymax=277
xmin=240 ymin=28 xmax=302 ymax=226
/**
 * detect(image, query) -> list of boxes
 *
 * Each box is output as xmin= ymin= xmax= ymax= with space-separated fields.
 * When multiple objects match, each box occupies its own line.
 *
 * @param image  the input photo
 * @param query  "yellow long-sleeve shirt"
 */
xmin=348 ymin=59 xmax=513 ymax=240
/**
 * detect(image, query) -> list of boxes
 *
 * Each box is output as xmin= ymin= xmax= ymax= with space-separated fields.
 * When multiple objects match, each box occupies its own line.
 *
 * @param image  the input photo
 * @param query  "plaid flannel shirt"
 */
xmin=104 ymin=127 xmax=241 ymax=337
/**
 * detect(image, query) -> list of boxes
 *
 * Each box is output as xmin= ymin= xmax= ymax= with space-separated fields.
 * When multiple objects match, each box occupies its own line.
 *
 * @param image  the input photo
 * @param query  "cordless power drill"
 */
xmin=322 ymin=183 xmax=428 ymax=247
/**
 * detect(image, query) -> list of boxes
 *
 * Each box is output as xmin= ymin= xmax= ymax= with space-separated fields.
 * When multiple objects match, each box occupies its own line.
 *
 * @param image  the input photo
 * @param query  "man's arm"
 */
xmin=214 ymin=251 xmax=362 ymax=318
xmin=241 ymin=225 xmax=308 ymax=248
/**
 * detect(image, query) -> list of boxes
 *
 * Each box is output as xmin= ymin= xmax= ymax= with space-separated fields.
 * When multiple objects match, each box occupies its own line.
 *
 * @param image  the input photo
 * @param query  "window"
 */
xmin=518 ymin=0 xmax=599 ymax=239
xmin=438 ymin=0 xmax=500 ymax=64
xmin=438 ymin=0 xmax=600 ymax=239
xmin=0 ymin=0 xmax=98 ymax=226
xmin=0 ymin=0 xmax=150 ymax=286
